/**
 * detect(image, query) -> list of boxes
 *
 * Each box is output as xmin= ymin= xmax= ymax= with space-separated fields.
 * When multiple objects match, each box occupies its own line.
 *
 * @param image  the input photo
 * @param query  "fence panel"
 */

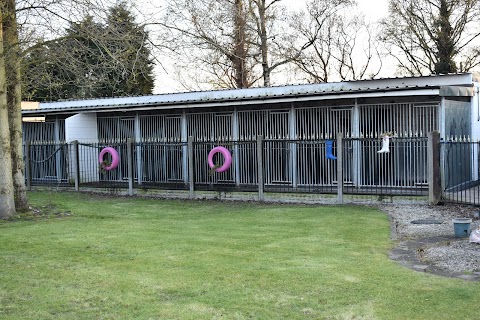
xmin=136 ymin=142 xmax=188 ymax=189
xmin=344 ymin=137 xmax=428 ymax=197
xmin=28 ymin=143 xmax=70 ymax=186
xmin=442 ymin=140 xmax=480 ymax=204
xmin=193 ymin=141 xmax=241 ymax=191
xmin=24 ymin=137 xmax=432 ymax=200
xmin=76 ymin=142 xmax=127 ymax=189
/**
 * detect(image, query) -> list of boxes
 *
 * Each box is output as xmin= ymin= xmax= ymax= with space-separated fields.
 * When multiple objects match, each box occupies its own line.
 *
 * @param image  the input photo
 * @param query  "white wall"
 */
xmin=471 ymin=84 xmax=480 ymax=180
xmin=65 ymin=113 xmax=99 ymax=182
xmin=65 ymin=113 xmax=98 ymax=142
xmin=471 ymin=83 xmax=480 ymax=141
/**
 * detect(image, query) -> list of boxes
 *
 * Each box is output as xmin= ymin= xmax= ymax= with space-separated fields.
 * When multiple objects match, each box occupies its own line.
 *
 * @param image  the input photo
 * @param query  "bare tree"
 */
xmin=380 ymin=0 xmax=480 ymax=76
xmin=0 ymin=0 xmax=121 ymax=217
xmin=333 ymin=17 xmax=382 ymax=81
xmin=248 ymin=0 xmax=300 ymax=87
xmin=157 ymin=0 xmax=316 ymax=89
xmin=291 ymin=0 xmax=381 ymax=83
xmin=0 ymin=5 xmax=16 ymax=219
xmin=5 ymin=0 xmax=28 ymax=211
xmin=157 ymin=0 xmax=257 ymax=90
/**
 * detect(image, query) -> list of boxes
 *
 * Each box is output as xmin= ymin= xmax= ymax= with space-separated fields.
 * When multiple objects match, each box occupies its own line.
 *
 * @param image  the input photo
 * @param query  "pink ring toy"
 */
xmin=208 ymin=146 xmax=232 ymax=173
xmin=99 ymin=147 xmax=120 ymax=171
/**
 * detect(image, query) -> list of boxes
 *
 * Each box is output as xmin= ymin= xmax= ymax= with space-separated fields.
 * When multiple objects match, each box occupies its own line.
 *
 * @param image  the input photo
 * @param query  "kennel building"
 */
xmin=21 ymin=73 xmax=480 ymax=197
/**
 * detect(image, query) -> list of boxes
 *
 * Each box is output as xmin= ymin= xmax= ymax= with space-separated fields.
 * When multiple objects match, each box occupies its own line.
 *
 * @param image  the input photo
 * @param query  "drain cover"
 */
xmin=411 ymin=219 xmax=444 ymax=224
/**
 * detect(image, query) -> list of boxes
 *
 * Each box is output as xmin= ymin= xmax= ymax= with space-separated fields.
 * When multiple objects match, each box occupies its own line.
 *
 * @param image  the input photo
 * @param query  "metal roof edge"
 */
xmin=36 ymin=74 xmax=472 ymax=110
xmin=439 ymin=86 xmax=474 ymax=97
xmin=22 ymin=86 xmax=442 ymax=116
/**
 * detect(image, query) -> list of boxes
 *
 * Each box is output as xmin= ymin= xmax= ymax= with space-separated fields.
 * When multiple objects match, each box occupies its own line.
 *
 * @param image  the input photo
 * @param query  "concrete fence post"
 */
xmin=127 ymin=138 xmax=134 ymax=196
xmin=188 ymin=136 xmax=195 ymax=199
xmin=337 ymin=133 xmax=344 ymax=204
xmin=257 ymin=135 xmax=265 ymax=201
xmin=428 ymin=131 xmax=442 ymax=205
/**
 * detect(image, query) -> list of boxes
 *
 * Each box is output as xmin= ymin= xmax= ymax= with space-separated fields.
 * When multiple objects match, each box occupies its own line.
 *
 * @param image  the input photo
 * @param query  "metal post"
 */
xmin=73 ymin=140 xmax=80 ymax=191
xmin=127 ymin=138 xmax=134 ymax=196
xmin=337 ymin=133 xmax=344 ymax=204
xmin=352 ymin=100 xmax=361 ymax=187
xmin=257 ymin=135 xmax=264 ymax=201
xmin=25 ymin=141 xmax=32 ymax=191
xmin=428 ymin=131 xmax=441 ymax=205
xmin=289 ymin=104 xmax=297 ymax=188
xmin=233 ymin=108 xmax=240 ymax=186
xmin=54 ymin=118 xmax=62 ymax=183
xmin=182 ymin=111 xmax=189 ymax=185
xmin=134 ymin=113 xmax=143 ymax=185
xmin=188 ymin=136 xmax=195 ymax=199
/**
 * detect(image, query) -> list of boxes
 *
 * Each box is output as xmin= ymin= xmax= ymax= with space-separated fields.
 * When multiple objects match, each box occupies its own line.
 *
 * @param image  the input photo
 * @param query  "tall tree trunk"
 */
xmin=0 ymin=9 xmax=16 ymax=219
xmin=256 ymin=0 xmax=270 ymax=87
xmin=4 ymin=0 xmax=28 ymax=211
xmin=232 ymin=0 xmax=249 ymax=88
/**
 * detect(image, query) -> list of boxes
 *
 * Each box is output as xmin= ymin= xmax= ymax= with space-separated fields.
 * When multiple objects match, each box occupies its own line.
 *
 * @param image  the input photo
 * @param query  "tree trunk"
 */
xmin=232 ymin=0 xmax=249 ymax=88
xmin=4 ymin=0 xmax=28 ymax=211
xmin=257 ymin=0 xmax=270 ymax=87
xmin=0 ymin=9 xmax=16 ymax=219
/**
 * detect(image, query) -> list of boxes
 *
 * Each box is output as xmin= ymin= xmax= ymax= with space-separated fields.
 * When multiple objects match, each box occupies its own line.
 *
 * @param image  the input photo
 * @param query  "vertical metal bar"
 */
xmin=188 ymin=136 xmax=195 ymax=199
xmin=233 ymin=108 xmax=240 ymax=186
xmin=257 ymin=135 xmax=264 ymax=201
xmin=290 ymin=104 xmax=297 ymax=188
xmin=54 ymin=118 xmax=62 ymax=183
xmin=135 ymin=113 xmax=143 ymax=185
xmin=127 ymin=138 xmax=134 ymax=196
xmin=427 ymin=132 xmax=442 ymax=205
xmin=353 ymin=103 xmax=361 ymax=187
xmin=337 ymin=133 xmax=344 ymax=204
xmin=73 ymin=140 xmax=80 ymax=191
xmin=182 ymin=111 xmax=189 ymax=184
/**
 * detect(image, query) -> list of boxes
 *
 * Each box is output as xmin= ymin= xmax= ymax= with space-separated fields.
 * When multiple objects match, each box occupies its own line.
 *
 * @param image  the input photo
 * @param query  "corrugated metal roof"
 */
xmin=22 ymin=73 xmax=477 ymax=115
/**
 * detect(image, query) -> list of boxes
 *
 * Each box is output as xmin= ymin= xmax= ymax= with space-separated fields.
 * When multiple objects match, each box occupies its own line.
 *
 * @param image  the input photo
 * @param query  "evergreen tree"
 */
xmin=434 ymin=0 xmax=457 ymax=74
xmin=100 ymin=4 xmax=154 ymax=96
xmin=22 ymin=2 xmax=154 ymax=101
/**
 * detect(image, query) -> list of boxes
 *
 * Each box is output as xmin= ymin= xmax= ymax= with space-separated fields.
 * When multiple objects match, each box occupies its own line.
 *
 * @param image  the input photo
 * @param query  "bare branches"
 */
xmin=290 ymin=0 xmax=380 ymax=83
xmin=156 ymin=0 xmax=257 ymax=89
xmin=158 ymin=0 xmax=321 ymax=88
xmin=380 ymin=0 xmax=480 ymax=75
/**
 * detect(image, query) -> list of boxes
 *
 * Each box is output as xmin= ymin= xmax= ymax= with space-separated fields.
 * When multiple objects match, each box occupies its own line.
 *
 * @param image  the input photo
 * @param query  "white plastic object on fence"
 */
xmin=377 ymin=136 xmax=390 ymax=153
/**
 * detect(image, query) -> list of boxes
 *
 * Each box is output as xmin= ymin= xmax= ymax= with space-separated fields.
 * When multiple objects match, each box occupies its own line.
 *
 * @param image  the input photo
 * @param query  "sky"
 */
xmin=283 ymin=0 xmax=390 ymax=20
xmin=152 ymin=0 xmax=391 ymax=93
xmin=355 ymin=0 xmax=389 ymax=21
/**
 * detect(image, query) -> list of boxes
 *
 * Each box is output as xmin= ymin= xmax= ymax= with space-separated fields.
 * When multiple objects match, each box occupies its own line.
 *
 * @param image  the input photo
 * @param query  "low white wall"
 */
xmin=65 ymin=113 xmax=98 ymax=142
xmin=65 ymin=113 xmax=99 ymax=182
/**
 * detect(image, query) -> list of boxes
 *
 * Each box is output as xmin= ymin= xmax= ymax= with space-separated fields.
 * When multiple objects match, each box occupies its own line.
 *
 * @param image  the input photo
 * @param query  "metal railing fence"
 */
xmin=25 ymin=142 xmax=69 ymax=188
xmin=24 ymin=136 xmax=432 ymax=202
xmin=441 ymin=139 xmax=480 ymax=205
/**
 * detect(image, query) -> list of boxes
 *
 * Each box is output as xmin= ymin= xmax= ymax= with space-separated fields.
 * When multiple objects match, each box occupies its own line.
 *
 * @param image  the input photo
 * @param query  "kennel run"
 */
xmin=21 ymin=73 xmax=480 ymax=202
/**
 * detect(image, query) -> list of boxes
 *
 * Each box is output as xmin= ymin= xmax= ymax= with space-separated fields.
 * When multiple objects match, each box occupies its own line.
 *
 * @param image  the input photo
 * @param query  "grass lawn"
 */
xmin=0 ymin=191 xmax=478 ymax=319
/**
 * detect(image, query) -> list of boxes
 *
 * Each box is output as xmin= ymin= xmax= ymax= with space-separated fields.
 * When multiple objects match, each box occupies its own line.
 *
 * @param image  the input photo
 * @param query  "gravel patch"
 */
xmin=380 ymin=204 xmax=480 ymax=279
xmin=421 ymin=241 xmax=480 ymax=274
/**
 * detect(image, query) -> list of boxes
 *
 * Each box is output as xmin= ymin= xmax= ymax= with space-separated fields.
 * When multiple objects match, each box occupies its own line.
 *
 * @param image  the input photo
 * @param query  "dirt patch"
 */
xmin=381 ymin=204 xmax=480 ymax=281
xmin=4 ymin=205 xmax=73 ymax=221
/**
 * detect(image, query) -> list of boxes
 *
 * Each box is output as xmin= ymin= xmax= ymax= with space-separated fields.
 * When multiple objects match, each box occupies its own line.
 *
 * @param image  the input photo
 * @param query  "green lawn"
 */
xmin=0 ymin=191 xmax=478 ymax=319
